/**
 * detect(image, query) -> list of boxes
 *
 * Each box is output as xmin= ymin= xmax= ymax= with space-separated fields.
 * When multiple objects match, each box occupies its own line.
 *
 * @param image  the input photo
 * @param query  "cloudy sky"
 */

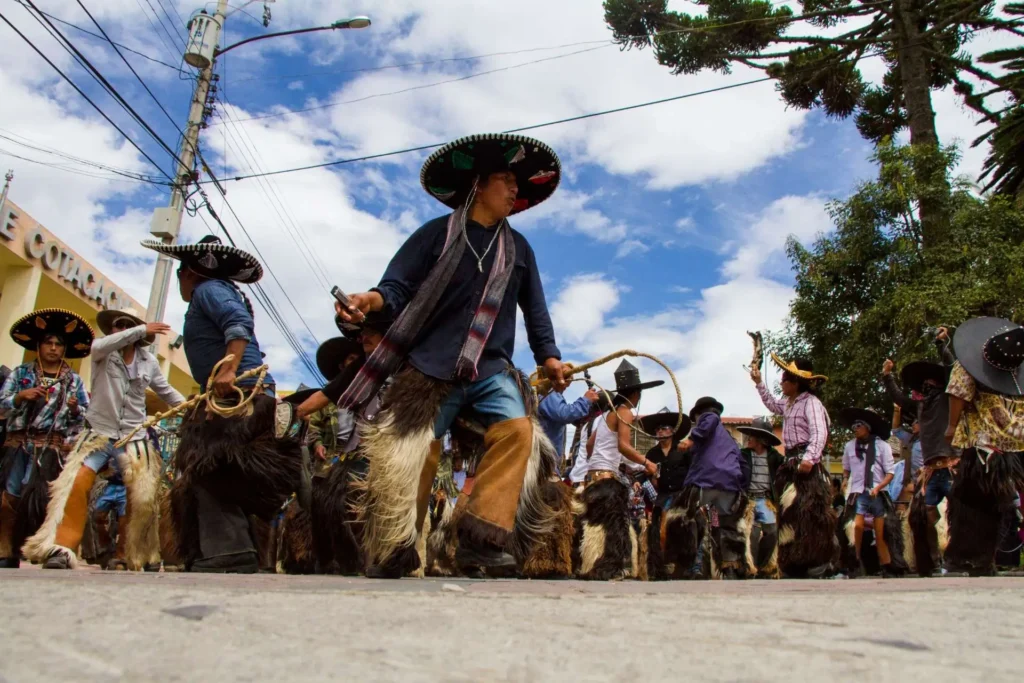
xmin=0 ymin=0 xmax=1015 ymax=416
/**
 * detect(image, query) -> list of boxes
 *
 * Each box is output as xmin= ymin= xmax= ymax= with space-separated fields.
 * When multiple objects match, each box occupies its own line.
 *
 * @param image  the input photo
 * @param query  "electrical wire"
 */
xmin=132 ymin=0 xmax=182 ymax=66
xmin=0 ymin=129 xmax=171 ymax=182
xmin=20 ymin=1 xmax=190 ymax=178
xmin=0 ymin=147 xmax=168 ymax=185
xmin=144 ymin=0 xmax=186 ymax=50
xmin=10 ymin=0 xmax=188 ymax=73
xmin=0 ymin=9 xmax=173 ymax=181
xmin=216 ymin=44 xmax=613 ymax=125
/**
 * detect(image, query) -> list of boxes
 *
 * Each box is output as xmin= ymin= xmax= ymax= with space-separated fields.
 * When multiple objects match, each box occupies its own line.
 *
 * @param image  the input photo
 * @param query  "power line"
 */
xmin=0 ymin=9 xmax=173 ymax=181
xmin=132 ymin=0 xmax=182 ymax=66
xmin=21 ymin=1 xmax=189 ymax=177
xmin=0 ymin=147 xmax=168 ymax=185
xmin=11 ymin=0 xmax=188 ymax=73
xmin=216 ymin=44 xmax=612 ymax=125
xmin=143 ymin=0 xmax=186 ymax=51
xmin=0 ymin=130 xmax=170 ymax=183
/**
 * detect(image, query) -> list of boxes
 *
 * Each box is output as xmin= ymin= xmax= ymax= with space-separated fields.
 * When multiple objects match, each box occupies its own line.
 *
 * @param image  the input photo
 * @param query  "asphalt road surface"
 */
xmin=0 ymin=571 xmax=1020 ymax=682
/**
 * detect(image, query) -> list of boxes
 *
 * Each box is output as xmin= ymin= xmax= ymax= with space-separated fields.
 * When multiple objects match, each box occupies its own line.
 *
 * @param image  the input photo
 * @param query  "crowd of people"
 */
xmin=0 ymin=132 xmax=1022 ymax=581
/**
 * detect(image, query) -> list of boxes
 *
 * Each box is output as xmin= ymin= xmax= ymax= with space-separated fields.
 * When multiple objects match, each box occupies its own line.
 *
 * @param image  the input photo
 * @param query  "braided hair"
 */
xmin=227 ymin=281 xmax=256 ymax=320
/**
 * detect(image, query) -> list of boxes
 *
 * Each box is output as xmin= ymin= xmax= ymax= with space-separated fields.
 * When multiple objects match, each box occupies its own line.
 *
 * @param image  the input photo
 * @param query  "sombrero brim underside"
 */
xmin=638 ymin=412 xmax=691 ymax=436
xmin=420 ymin=133 xmax=561 ymax=215
xmin=140 ymin=240 xmax=263 ymax=284
xmin=9 ymin=308 xmax=95 ymax=359
xmin=838 ymin=407 xmax=890 ymax=439
xmin=769 ymin=351 xmax=828 ymax=382
xmin=900 ymin=361 xmax=949 ymax=393
xmin=614 ymin=380 xmax=665 ymax=395
xmin=953 ymin=317 xmax=1024 ymax=396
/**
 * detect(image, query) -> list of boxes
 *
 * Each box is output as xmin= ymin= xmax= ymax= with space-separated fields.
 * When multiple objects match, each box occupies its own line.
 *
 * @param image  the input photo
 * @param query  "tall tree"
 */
xmin=603 ymin=0 xmax=1023 ymax=247
xmin=976 ymin=3 xmax=1024 ymax=200
xmin=771 ymin=141 xmax=1024 ymax=420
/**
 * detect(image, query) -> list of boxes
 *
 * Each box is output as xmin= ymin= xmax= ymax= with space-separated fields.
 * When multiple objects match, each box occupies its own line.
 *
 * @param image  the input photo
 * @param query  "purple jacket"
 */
xmin=683 ymin=412 xmax=744 ymax=492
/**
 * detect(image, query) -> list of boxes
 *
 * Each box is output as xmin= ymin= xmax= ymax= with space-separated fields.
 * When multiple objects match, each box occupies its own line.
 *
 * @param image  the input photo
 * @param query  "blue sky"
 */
xmin=0 ymin=0 xmax=1011 ymax=414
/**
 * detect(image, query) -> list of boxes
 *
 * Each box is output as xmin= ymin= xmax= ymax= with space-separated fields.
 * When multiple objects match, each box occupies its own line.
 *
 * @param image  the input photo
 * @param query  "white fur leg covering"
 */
xmin=356 ymin=413 xmax=435 ymax=565
xmin=121 ymin=439 xmax=163 ymax=570
xmin=578 ymin=523 xmax=605 ymax=576
xmin=22 ymin=431 xmax=104 ymax=564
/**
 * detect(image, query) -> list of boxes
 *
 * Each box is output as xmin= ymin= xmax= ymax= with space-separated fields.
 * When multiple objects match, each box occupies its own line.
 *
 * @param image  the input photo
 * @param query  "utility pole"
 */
xmin=145 ymin=0 xmax=228 ymax=322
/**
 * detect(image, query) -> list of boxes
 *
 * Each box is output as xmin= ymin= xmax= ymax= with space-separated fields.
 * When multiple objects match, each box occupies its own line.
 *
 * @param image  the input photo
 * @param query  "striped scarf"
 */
xmin=338 ymin=203 xmax=516 ymax=410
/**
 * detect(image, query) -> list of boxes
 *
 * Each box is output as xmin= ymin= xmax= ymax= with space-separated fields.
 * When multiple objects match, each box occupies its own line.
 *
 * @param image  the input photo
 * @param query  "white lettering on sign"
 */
xmin=15 ymin=227 xmax=127 ymax=311
xmin=0 ymin=208 xmax=16 ymax=241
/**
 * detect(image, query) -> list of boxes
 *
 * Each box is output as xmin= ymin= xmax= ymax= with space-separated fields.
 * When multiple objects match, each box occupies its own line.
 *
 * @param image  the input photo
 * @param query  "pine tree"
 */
xmin=603 ymin=0 xmax=1023 ymax=246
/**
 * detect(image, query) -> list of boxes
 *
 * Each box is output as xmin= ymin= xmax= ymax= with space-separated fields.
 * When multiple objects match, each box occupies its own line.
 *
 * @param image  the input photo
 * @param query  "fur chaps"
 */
xmin=275 ymin=499 xmax=316 ymax=574
xmin=169 ymin=395 xmax=303 ymax=567
xmin=773 ymin=460 xmax=839 ymax=577
xmin=909 ymin=496 xmax=950 ymax=576
xmin=945 ymin=449 xmax=1024 ymax=576
xmin=309 ymin=457 xmax=366 ymax=575
xmin=119 ymin=439 xmax=164 ymax=570
xmin=837 ymin=494 xmax=908 ymax=575
xmin=573 ymin=478 xmax=638 ymax=580
xmin=21 ymin=432 xmax=98 ymax=565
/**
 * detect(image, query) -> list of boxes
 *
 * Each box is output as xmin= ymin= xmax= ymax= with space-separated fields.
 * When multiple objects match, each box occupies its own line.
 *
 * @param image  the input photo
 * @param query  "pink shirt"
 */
xmin=756 ymin=383 xmax=830 ymax=464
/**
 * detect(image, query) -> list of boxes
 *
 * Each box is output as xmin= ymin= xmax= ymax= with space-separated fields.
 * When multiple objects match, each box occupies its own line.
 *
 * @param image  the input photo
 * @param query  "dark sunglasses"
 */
xmin=112 ymin=319 xmax=135 ymax=330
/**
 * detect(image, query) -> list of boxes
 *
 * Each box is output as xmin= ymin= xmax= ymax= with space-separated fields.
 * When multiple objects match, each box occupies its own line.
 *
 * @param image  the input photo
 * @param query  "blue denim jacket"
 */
xmin=183 ymin=279 xmax=274 ymax=391
xmin=537 ymin=391 xmax=594 ymax=460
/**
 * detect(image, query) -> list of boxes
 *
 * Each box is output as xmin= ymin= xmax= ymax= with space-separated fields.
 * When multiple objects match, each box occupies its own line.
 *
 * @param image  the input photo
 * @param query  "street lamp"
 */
xmin=211 ymin=16 xmax=371 ymax=60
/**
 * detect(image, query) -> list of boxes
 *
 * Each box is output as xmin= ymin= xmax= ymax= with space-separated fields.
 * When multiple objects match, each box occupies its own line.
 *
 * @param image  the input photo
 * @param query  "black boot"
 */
xmin=365 ymin=545 xmax=420 ymax=579
xmin=455 ymin=538 xmax=517 ymax=576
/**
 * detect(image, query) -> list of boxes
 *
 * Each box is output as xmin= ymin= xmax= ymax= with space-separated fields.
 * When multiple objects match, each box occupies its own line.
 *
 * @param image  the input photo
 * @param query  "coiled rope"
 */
xmin=114 ymin=355 xmax=268 ymax=448
xmin=531 ymin=349 xmax=683 ymax=438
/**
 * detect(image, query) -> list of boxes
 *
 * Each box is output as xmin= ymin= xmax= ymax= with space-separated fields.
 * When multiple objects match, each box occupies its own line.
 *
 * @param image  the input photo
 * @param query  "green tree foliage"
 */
xmin=976 ymin=3 xmax=1024 ymax=199
xmin=770 ymin=141 xmax=1024 ymax=423
xmin=603 ymin=0 xmax=1023 ymax=246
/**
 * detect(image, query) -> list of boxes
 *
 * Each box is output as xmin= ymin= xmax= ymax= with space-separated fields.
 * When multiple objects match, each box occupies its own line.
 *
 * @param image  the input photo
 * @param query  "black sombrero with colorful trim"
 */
xmin=637 ymin=408 xmax=691 ymax=440
xmin=9 ymin=308 xmax=94 ymax=359
xmin=838 ymin=407 xmax=891 ymax=441
xmin=420 ymin=133 xmax=560 ymax=215
xmin=953 ymin=317 xmax=1024 ymax=396
xmin=141 ymin=235 xmax=263 ymax=284
xmin=899 ymin=361 xmax=949 ymax=394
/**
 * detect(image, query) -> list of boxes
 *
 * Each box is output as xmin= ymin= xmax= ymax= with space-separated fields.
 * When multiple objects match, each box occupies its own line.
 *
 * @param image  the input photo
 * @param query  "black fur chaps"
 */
xmin=773 ymin=460 xmax=838 ymax=577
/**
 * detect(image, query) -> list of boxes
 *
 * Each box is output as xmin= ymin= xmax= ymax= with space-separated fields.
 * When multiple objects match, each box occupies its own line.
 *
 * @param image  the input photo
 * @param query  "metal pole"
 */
xmin=145 ymin=0 xmax=228 ymax=322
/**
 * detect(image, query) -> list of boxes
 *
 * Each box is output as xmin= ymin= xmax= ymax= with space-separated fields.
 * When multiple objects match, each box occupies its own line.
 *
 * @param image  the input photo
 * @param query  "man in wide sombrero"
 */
xmin=0 ymin=309 xmax=91 ymax=568
xmin=335 ymin=133 xmax=568 ymax=577
xmin=141 ymin=235 xmax=302 ymax=573
xmin=942 ymin=317 xmax=1024 ymax=575
xmin=22 ymin=307 xmax=185 ymax=570
xmin=750 ymin=353 xmax=837 ymax=577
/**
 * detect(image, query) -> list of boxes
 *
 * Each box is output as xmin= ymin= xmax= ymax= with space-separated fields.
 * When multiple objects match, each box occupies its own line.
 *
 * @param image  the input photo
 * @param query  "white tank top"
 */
xmin=588 ymin=410 xmax=623 ymax=473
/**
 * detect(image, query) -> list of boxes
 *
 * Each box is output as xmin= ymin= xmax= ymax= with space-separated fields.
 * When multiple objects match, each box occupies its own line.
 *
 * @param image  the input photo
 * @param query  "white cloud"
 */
xmin=615 ymin=239 xmax=649 ymax=259
xmin=287 ymin=80 xmax=304 ymax=90
xmin=514 ymin=189 xmax=629 ymax=243
xmin=722 ymin=195 xmax=830 ymax=280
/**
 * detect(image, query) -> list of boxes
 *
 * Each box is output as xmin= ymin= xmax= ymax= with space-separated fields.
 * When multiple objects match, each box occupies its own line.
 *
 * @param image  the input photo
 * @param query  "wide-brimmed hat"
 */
xmin=316 ymin=337 xmax=363 ymax=381
xmin=9 ymin=308 xmax=94 ymax=359
xmin=637 ymin=407 xmax=691 ymax=440
xmin=420 ymin=133 xmax=560 ymax=215
xmin=838 ymin=407 xmax=891 ymax=441
xmin=612 ymin=359 xmax=664 ymax=396
xmin=953 ymin=317 xmax=1024 ymax=396
xmin=770 ymin=352 xmax=828 ymax=382
xmin=737 ymin=416 xmax=782 ymax=448
xmin=96 ymin=307 xmax=154 ymax=345
xmin=689 ymin=396 xmax=725 ymax=422
xmin=281 ymin=383 xmax=320 ymax=405
xmin=900 ymin=361 xmax=949 ymax=394
xmin=141 ymin=235 xmax=263 ymax=284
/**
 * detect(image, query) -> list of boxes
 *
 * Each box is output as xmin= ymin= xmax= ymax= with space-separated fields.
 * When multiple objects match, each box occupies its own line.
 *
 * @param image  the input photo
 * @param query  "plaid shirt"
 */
xmin=0 ymin=361 xmax=88 ymax=436
xmin=756 ymin=383 xmax=830 ymax=464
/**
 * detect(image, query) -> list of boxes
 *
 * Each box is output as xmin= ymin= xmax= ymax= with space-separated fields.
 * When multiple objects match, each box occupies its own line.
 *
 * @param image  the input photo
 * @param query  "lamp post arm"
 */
xmin=215 ymin=24 xmax=340 ymax=57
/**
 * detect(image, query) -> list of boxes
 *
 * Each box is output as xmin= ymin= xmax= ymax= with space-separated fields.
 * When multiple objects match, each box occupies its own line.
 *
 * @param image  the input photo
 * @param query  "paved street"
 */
xmin=0 ymin=571 xmax=1021 ymax=682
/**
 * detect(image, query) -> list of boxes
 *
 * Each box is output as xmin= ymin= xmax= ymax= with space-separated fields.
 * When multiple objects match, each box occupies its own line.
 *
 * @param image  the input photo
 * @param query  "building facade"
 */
xmin=0 ymin=195 xmax=198 ymax=402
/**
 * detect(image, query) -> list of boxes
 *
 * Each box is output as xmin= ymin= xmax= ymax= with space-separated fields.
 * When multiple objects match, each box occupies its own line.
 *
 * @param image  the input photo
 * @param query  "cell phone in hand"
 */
xmin=331 ymin=286 xmax=357 ymax=315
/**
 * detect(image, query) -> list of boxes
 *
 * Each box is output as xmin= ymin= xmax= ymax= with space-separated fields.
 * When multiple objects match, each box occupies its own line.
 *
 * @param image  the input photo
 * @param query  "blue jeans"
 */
xmin=81 ymin=437 xmax=127 ymax=474
xmin=754 ymin=498 xmax=776 ymax=525
xmin=94 ymin=483 xmax=127 ymax=516
xmin=3 ymin=445 xmax=32 ymax=496
xmin=854 ymin=492 xmax=886 ymax=517
xmin=925 ymin=468 xmax=952 ymax=507
xmin=432 ymin=371 xmax=526 ymax=438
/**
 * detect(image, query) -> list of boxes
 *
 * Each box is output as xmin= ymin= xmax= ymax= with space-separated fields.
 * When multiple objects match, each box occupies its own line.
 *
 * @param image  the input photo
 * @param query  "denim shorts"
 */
xmin=855 ymin=492 xmax=886 ymax=517
xmin=753 ymin=497 xmax=776 ymax=525
xmin=925 ymin=468 xmax=952 ymax=507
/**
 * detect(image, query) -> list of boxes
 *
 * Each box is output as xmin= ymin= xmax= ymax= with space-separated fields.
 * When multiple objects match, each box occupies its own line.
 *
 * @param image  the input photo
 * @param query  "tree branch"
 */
xmin=950 ymin=75 xmax=1000 ymax=122
xmin=921 ymin=0 xmax=992 ymax=38
xmin=926 ymin=49 xmax=1007 ymax=89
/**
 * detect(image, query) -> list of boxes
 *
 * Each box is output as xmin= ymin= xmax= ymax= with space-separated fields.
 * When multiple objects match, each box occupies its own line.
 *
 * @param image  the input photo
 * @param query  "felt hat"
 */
xmin=96 ymin=307 xmax=155 ymax=345
xmin=420 ymin=133 xmax=560 ymax=215
xmin=612 ymin=359 xmax=664 ymax=395
xmin=953 ymin=317 xmax=1024 ymax=396
xmin=141 ymin=235 xmax=263 ymax=284
xmin=9 ymin=308 xmax=94 ymax=359
xmin=637 ymin=407 xmax=691 ymax=440
xmin=689 ymin=396 xmax=725 ymax=422
xmin=899 ymin=360 xmax=949 ymax=394
xmin=737 ymin=416 xmax=782 ymax=448
xmin=838 ymin=407 xmax=891 ymax=441
xmin=770 ymin=352 xmax=828 ymax=382
xmin=316 ymin=337 xmax=363 ymax=381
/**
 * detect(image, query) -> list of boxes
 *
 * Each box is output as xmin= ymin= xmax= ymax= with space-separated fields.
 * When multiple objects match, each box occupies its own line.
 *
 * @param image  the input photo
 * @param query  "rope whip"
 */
xmin=531 ymin=349 xmax=683 ymax=438
xmin=114 ymin=355 xmax=268 ymax=448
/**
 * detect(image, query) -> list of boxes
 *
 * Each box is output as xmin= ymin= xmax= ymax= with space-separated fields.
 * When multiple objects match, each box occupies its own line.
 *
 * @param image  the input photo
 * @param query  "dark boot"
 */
xmin=0 ymin=492 xmax=21 ymax=568
xmin=455 ymin=530 xmax=517 ymax=576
